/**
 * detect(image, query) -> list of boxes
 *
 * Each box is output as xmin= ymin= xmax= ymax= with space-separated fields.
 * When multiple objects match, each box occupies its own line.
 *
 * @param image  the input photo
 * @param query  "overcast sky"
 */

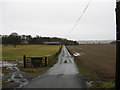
xmin=0 ymin=0 xmax=116 ymax=41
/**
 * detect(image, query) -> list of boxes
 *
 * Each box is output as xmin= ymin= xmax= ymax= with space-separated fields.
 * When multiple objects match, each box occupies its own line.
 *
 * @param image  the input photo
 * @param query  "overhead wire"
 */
xmin=66 ymin=0 xmax=92 ymax=38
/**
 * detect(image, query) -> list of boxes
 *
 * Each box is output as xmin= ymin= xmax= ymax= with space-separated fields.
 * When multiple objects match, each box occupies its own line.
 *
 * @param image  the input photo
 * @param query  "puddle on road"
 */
xmin=64 ymin=60 xmax=67 ymax=63
xmin=1 ymin=61 xmax=28 ymax=88
xmin=47 ymin=46 xmax=79 ymax=75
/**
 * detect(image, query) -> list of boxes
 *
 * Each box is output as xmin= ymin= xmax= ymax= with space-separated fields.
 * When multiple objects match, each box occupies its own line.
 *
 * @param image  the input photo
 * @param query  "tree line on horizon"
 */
xmin=0 ymin=32 xmax=78 ymax=47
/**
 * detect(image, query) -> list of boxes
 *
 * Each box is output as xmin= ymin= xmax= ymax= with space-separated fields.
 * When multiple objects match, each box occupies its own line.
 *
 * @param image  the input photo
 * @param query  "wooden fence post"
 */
xmin=45 ymin=57 xmax=47 ymax=66
xmin=23 ymin=55 xmax=26 ymax=68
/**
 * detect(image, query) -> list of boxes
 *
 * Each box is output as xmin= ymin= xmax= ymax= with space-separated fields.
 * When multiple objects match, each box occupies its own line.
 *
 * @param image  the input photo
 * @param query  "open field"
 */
xmin=67 ymin=44 xmax=116 ymax=82
xmin=2 ymin=44 xmax=60 ymax=74
xmin=2 ymin=45 xmax=61 ymax=88
xmin=2 ymin=45 xmax=60 ymax=60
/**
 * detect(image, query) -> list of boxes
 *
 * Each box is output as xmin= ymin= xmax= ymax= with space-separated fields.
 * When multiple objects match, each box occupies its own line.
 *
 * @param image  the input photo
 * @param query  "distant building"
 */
xmin=43 ymin=42 xmax=60 ymax=45
xmin=21 ymin=40 xmax=29 ymax=45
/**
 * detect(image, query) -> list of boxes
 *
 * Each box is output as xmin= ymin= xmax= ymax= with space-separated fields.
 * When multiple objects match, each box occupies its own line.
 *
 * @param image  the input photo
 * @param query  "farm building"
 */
xmin=43 ymin=42 xmax=60 ymax=45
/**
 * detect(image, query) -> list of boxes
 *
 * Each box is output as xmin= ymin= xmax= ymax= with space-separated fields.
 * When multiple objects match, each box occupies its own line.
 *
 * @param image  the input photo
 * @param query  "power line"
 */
xmin=66 ymin=0 xmax=92 ymax=38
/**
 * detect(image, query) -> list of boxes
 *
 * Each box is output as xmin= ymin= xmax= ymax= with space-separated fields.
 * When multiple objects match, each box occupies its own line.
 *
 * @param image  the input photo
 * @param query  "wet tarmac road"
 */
xmin=22 ymin=45 xmax=86 ymax=88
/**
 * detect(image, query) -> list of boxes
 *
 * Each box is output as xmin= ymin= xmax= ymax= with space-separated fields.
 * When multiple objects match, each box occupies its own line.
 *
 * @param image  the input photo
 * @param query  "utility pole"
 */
xmin=116 ymin=0 xmax=120 ymax=89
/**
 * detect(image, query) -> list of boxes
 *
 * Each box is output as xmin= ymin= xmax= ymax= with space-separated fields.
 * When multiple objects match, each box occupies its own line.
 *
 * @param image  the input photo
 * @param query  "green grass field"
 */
xmin=2 ymin=44 xmax=60 ymax=85
xmin=2 ymin=45 xmax=60 ymax=60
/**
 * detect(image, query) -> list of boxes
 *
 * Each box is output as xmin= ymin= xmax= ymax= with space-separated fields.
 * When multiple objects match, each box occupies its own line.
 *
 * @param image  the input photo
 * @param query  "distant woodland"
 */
xmin=0 ymin=33 xmax=78 ymax=47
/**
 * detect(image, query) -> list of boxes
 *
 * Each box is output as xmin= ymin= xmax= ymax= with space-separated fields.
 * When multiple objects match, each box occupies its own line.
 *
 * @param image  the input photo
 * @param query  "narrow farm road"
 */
xmin=22 ymin=45 xmax=86 ymax=88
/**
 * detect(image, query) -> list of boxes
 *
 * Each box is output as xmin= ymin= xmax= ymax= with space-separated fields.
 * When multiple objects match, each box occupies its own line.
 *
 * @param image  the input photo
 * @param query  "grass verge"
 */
xmin=75 ymin=59 xmax=115 ymax=88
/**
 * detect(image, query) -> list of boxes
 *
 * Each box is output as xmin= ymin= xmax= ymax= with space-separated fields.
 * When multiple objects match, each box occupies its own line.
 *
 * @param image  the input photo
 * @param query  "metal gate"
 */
xmin=23 ymin=55 xmax=48 ymax=68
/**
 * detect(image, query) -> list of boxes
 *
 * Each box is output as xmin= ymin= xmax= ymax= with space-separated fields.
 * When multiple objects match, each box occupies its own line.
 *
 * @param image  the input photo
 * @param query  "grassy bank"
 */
xmin=67 ymin=44 xmax=116 ymax=88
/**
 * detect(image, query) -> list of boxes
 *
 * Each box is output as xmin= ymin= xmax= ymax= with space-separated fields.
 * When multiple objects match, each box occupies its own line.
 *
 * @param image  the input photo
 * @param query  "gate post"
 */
xmin=45 ymin=57 xmax=47 ymax=66
xmin=23 ymin=55 xmax=26 ymax=68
